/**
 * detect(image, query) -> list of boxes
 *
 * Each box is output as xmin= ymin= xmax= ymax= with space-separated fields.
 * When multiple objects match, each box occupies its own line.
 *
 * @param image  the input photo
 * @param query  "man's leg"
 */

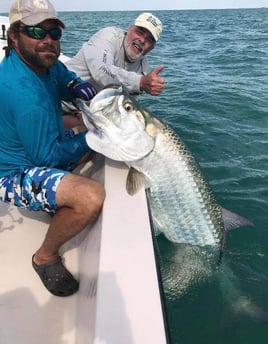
xmin=33 ymin=173 xmax=105 ymax=264
xmin=32 ymin=173 xmax=105 ymax=296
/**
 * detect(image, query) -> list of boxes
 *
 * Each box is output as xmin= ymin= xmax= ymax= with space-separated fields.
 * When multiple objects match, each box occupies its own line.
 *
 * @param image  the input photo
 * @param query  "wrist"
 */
xmin=67 ymin=79 xmax=80 ymax=88
xmin=139 ymin=75 xmax=145 ymax=91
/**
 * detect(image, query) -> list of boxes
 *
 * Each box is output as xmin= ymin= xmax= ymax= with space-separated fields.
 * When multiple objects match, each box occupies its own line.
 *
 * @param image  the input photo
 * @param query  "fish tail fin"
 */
xmin=218 ymin=264 xmax=268 ymax=324
xmin=232 ymin=296 xmax=268 ymax=323
xmin=221 ymin=207 xmax=254 ymax=231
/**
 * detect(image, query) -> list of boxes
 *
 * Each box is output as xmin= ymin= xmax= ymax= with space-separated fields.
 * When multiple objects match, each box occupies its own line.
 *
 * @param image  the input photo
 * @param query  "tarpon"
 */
xmin=77 ymin=86 xmax=252 ymax=261
xmin=77 ymin=87 xmax=268 ymax=322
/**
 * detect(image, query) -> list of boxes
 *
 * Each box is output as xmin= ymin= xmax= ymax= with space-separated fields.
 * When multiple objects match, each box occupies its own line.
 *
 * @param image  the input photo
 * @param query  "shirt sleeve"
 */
xmin=66 ymin=27 xmax=143 ymax=94
xmin=13 ymin=96 xmax=89 ymax=170
xmin=4 ymin=70 xmax=89 ymax=170
xmin=54 ymin=60 xmax=84 ymax=102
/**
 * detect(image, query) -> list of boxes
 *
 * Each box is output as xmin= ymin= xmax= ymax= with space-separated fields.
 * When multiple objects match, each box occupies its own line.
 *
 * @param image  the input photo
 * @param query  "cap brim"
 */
xmin=22 ymin=15 xmax=65 ymax=28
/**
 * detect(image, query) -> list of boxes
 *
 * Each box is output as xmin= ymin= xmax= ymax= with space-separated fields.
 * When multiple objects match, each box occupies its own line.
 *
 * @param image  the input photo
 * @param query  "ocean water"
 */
xmin=1 ymin=7 xmax=265 ymax=343
xmin=57 ymin=9 xmax=268 ymax=344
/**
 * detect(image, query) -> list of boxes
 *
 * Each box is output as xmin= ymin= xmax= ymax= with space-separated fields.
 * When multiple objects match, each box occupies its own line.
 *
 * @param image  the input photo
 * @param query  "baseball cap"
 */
xmin=9 ymin=0 xmax=65 ymax=28
xmin=134 ymin=12 xmax=162 ymax=42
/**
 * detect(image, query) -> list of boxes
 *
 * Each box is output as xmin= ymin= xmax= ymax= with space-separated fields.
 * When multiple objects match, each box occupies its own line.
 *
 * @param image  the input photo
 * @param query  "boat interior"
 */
xmin=0 ymin=16 xmax=169 ymax=341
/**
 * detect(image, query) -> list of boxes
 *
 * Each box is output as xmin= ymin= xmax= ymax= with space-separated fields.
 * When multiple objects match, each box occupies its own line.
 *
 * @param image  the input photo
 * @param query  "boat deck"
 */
xmin=0 ymin=157 xmax=168 ymax=343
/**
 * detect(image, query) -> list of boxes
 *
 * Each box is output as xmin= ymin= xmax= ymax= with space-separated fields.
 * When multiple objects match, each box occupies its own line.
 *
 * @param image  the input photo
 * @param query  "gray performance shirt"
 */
xmin=65 ymin=27 xmax=151 ymax=94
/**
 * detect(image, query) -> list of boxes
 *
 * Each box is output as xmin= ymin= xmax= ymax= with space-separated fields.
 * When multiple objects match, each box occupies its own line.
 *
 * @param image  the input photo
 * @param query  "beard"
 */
xmin=17 ymin=41 xmax=60 ymax=71
xmin=124 ymin=39 xmax=144 ymax=62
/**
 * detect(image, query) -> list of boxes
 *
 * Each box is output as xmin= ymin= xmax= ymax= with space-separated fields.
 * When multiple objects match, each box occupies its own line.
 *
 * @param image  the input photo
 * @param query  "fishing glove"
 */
xmin=68 ymin=80 xmax=97 ymax=101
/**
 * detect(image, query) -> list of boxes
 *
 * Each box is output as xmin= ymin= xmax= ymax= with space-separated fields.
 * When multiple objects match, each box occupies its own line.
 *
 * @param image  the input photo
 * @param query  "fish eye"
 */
xmin=123 ymin=101 xmax=134 ymax=112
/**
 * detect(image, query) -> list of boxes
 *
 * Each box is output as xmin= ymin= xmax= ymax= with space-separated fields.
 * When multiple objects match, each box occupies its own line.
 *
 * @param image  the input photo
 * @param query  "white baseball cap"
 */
xmin=134 ymin=12 xmax=162 ymax=42
xmin=9 ymin=0 xmax=65 ymax=28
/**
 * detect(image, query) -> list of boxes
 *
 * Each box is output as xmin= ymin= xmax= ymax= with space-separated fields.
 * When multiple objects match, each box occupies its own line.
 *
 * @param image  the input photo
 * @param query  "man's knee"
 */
xmin=85 ymin=180 xmax=105 ymax=211
xmin=56 ymin=173 xmax=105 ymax=210
xmin=73 ymin=178 xmax=105 ymax=223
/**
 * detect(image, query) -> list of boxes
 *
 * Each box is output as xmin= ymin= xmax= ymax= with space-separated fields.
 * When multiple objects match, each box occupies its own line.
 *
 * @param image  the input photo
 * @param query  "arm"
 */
xmin=7 ymin=66 xmax=89 ymax=169
xmin=67 ymin=28 xmax=142 ymax=94
xmin=55 ymin=60 xmax=96 ymax=102
xmin=13 ymin=96 xmax=89 ymax=169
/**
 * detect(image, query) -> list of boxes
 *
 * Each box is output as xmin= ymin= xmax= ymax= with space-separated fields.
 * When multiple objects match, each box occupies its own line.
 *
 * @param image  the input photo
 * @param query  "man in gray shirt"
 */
xmin=65 ymin=12 xmax=165 ymax=96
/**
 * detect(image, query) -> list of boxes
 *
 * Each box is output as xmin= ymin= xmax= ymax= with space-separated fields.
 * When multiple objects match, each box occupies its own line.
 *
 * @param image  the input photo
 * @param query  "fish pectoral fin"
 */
xmin=221 ymin=207 xmax=254 ymax=231
xmin=126 ymin=167 xmax=148 ymax=195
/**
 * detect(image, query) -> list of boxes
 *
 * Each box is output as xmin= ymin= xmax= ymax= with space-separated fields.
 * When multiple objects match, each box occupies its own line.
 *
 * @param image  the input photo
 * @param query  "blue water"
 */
xmin=3 ymin=8 xmax=267 ymax=343
xmin=59 ymin=9 xmax=268 ymax=344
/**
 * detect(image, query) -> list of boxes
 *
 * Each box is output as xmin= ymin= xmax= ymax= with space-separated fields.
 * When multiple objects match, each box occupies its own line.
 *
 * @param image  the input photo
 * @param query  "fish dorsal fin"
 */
xmin=126 ymin=167 xmax=148 ymax=195
xmin=221 ymin=207 xmax=254 ymax=231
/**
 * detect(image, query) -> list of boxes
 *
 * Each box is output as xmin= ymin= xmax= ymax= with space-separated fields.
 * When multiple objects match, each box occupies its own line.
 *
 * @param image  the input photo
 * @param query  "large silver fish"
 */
xmin=77 ymin=87 xmax=268 ymax=322
xmin=77 ymin=86 xmax=252 ymax=260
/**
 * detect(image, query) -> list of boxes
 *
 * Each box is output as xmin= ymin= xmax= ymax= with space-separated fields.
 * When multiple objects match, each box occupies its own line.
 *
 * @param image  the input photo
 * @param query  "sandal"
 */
xmin=32 ymin=255 xmax=79 ymax=297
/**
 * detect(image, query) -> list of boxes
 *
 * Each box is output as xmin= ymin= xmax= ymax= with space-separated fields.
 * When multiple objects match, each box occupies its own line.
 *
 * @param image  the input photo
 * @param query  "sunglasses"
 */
xmin=18 ymin=26 xmax=62 ymax=41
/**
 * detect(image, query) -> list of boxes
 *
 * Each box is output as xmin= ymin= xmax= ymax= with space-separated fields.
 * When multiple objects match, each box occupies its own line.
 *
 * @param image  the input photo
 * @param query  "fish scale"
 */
xmin=130 ymin=126 xmax=223 ymax=247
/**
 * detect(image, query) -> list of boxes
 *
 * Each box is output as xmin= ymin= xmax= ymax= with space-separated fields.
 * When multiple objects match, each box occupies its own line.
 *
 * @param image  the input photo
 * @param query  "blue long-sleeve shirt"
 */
xmin=0 ymin=50 xmax=89 ymax=177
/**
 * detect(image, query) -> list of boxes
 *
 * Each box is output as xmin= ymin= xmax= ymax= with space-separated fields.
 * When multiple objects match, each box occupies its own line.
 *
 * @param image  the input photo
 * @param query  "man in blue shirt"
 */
xmin=0 ymin=0 xmax=105 ymax=296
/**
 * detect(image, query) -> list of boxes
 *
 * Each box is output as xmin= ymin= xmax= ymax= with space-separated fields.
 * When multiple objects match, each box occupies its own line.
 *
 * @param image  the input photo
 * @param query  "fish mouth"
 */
xmin=89 ymin=86 xmax=123 ymax=113
xmin=88 ymin=86 xmax=163 ymax=136
xmin=75 ymin=86 xmax=123 ymax=130
xmin=77 ymin=86 xmax=156 ymax=162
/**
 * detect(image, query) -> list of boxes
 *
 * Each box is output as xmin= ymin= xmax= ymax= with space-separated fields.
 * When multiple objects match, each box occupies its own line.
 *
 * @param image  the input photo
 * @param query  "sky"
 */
xmin=1 ymin=0 xmax=268 ymax=12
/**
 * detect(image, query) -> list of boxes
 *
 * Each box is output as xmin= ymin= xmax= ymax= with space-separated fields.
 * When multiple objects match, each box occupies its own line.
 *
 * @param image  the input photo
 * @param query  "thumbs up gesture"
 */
xmin=140 ymin=66 xmax=165 ymax=96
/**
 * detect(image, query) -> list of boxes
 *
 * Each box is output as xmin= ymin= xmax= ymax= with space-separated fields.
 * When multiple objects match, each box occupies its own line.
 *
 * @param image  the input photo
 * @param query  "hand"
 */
xmin=62 ymin=113 xmax=84 ymax=130
xmin=140 ymin=66 xmax=165 ymax=96
xmin=68 ymin=80 xmax=97 ymax=100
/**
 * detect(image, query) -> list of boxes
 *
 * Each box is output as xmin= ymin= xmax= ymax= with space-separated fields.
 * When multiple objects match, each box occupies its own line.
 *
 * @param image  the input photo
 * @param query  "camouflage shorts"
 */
xmin=0 ymin=167 xmax=69 ymax=213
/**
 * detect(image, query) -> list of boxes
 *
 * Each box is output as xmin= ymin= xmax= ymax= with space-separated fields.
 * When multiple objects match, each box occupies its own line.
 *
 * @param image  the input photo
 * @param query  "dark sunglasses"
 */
xmin=18 ymin=26 xmax=62 ymax=41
